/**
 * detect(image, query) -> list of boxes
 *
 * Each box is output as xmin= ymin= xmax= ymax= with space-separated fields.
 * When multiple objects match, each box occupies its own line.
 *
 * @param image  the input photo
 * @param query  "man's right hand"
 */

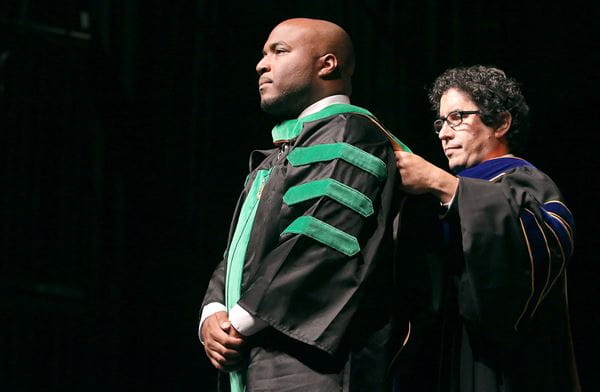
xmin=200 ymin=311 xmax=246 ymax=372
xmin=395 ymin=150 xmax=458 ymax=204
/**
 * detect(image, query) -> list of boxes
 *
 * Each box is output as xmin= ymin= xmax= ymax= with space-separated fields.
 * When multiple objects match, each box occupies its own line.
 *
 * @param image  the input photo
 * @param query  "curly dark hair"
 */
xmin=428 ymin=65 xmax=530 ymax=153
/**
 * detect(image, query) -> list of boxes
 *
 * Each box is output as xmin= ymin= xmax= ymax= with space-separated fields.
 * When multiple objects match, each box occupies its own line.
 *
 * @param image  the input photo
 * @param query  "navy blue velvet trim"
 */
xmin=458 ymin=157 xmax=535 ymax=180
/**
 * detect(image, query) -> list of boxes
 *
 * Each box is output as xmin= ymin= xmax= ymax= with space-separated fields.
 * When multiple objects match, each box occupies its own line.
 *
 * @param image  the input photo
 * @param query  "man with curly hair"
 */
xmin=395 ymin=65 xmax=580 ymax=391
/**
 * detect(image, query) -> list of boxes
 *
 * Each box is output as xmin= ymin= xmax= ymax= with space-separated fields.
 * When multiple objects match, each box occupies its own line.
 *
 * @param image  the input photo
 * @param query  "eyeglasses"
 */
xmin=433 ymin=110 xmax=481 ymax=134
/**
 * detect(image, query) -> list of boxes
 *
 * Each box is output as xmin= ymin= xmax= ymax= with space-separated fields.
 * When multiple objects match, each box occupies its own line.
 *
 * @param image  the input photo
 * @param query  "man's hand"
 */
xmin=199 ymin=311 xmax=246 ymax=372
xmin=394 ymin=151 xmax=458 ymax=203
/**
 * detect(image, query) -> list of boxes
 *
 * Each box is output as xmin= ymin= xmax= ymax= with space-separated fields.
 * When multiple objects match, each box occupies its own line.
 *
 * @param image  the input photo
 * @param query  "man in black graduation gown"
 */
xmin=198 ymin=18 xmax=408 ymax=391
xmin=395 ymin=65 xmax=580 ymax=391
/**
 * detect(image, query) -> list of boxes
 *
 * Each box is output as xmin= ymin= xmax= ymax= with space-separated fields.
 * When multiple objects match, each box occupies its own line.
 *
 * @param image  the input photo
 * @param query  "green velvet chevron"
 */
xmin=287 ymin=142 xmax=387 ymax=181
xmin=281 ymin=215 xmax=360 ymax=256
xmin=283 ymin=178 xmax=374 ymax=217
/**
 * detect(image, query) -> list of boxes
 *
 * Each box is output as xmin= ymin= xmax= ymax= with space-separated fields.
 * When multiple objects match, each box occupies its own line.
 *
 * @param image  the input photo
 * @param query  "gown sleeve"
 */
xmin=450 ymin=166 xmax=575 ymax=342
xmin=201 ymin=257 xmax=227 ymax=308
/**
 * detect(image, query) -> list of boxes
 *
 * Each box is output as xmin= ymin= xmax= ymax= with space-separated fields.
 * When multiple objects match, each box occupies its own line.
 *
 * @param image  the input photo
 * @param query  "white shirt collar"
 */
xmin=298 ymin=95 xmax=351 ymax=118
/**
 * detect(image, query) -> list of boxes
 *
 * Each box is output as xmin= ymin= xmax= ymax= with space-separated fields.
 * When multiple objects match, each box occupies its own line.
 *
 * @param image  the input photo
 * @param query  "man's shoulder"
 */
xmin=504 ymin=163 xmax=565 ymax=198
xmin=462 ymin=157 xmax=566 ymax=202
xmin=460 ymin=157 xmax=535 ymax=181
xmin=494 ymin=159 xmax=558 ymax=187
xmin=301 ymin=110 xmax=391 ymax=147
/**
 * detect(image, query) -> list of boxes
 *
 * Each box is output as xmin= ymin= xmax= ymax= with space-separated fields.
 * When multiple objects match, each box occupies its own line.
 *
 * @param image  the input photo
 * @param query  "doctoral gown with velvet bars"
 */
xmin=201 ymin=108 xmax=405 ymax=391
xmin=396 ymin=157 xmax=580 ymax=392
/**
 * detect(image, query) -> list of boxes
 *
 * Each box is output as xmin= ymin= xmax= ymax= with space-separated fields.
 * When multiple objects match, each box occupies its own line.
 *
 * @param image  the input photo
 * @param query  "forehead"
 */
xmin=440 ymin=88 xmax=477 ymax=111
xmin=264 ymin=23 xmax=311 ymax=48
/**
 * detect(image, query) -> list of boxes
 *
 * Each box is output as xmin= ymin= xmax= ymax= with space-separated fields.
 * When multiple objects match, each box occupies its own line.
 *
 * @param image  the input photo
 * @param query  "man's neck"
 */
xmin=298 ymin=95 xmax=350 ymax=118
xmin=481 ymin=152 xmax=514 ymax=164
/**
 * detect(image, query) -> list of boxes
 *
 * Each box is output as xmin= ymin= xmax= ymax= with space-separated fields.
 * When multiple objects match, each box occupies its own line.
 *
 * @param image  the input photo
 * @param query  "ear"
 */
xmin=494 ymin=112 xmax=512 ymax=139
xmin=317 ymin=53 xmax=338 ymax=78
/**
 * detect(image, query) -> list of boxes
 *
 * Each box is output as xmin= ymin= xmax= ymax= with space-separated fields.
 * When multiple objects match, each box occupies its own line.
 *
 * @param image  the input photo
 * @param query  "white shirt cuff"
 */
xmin=229 ymin=304 xmax=268 ymax=337
xmin=439 ymin=186 xmax=458 ymax=218
xmin=198 ymin=302 xmax=227 ymax=344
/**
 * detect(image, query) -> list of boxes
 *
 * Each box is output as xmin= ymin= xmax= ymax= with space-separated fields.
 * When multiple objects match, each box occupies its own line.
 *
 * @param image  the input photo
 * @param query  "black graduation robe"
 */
xmin=397 ymin=157 xmax=580 ymax=392
xmin=202 ymin=104 xmax=406 ymax=391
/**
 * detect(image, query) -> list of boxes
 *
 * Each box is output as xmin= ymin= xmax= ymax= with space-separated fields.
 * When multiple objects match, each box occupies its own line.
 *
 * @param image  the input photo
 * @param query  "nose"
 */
xmin=256 ymin=56 xmax=269 ymax=75
xmin=437 ymin=122 xmax=454 ymax=140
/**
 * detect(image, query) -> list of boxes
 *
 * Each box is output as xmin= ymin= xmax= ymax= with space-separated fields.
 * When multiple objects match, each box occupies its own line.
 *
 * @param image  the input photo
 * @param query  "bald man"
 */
xmin=198 ymin=18 xmax=408 ymax=391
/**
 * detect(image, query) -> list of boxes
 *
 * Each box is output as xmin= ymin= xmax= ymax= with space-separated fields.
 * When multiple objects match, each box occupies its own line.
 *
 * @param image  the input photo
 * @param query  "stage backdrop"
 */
xmin=0 ymin=1 xmax=597 ymax=390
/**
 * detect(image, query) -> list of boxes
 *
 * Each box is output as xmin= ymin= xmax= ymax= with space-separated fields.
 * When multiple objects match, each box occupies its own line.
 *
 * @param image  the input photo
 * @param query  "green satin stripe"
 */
xmin=230 ymin=372 xmax=245 ymax=392
xmin=281 ymin=215 xmax=360 ymax=257
xmin=225 ymin=169 xmax=271 ymax=311
xmin=287 ymin=143 xmax=387 ymax=181
xmin=224 ymin=168 xmax=271 ymax=392
xmin=383 ymin=129 xmax=412 ymax=153
xmin=271 ymin=104 xmax=374 ymax=143
xmin=283 ymin=178 xmax=374 ymax=217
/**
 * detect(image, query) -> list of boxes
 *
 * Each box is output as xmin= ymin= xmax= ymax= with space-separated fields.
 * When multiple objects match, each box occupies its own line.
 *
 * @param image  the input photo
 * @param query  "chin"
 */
xmin=261 ymin=97 xmax=297 ymax=118
xmin=260 ymin=100 xmax=281 ymax=115
xmin=448 ymin=160 xmax=466 ymax=173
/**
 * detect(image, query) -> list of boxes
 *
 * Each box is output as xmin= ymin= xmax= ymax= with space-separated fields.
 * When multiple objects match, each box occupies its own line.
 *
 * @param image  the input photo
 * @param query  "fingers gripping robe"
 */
xmin=394 ymin=150 xmax=458 ymax=203
xmin=199 ymin=311 xmax=246 ymax=372
xmin=394 ymin=151 xmax=433 ymax=194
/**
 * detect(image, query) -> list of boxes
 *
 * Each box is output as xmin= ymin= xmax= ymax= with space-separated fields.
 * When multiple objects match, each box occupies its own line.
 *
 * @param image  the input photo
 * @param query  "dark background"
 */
xmin=0 ymin=1 xmax=598 ymax=390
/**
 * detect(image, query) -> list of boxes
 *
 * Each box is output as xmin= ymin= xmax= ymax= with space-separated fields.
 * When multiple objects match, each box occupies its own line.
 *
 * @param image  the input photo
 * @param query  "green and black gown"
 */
xmin=397 ymin=157 xmax=580 ymax=392
xmin=201 ymin=104 xmax=408 ymax=391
